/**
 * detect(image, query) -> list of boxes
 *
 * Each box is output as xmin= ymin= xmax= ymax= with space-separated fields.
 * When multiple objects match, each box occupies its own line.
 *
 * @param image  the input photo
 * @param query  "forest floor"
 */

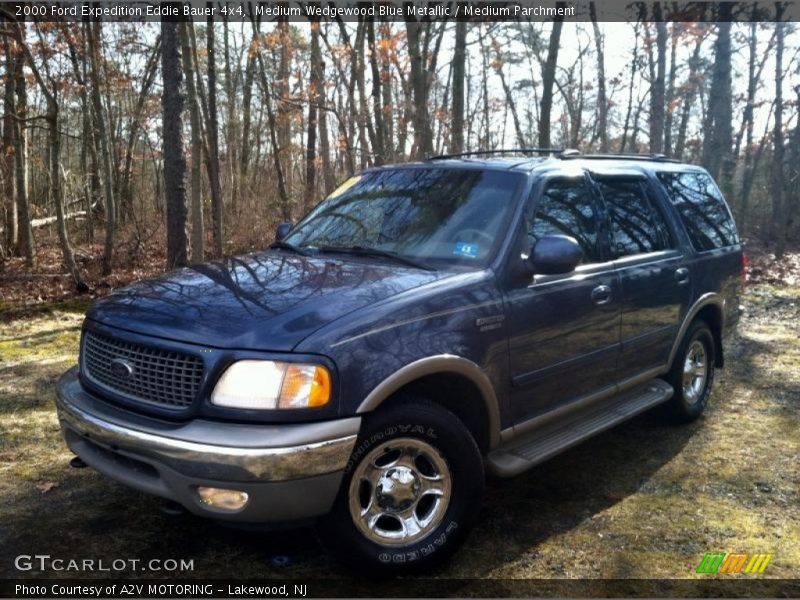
xmin=0 ymin=241 xmax=798 ymax=595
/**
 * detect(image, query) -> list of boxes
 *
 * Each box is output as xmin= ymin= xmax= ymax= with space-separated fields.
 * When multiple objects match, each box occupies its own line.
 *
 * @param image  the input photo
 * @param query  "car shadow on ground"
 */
xmin=62 ymin=405 xmax=699 ymax=580
xmin=1 ymin=405 xmax=696 ymax=581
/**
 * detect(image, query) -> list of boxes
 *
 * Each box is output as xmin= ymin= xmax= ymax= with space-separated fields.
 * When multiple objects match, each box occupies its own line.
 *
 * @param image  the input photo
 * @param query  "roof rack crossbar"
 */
xmin=559 ymin=151 xmax=679 ymax=163
xmin=429 ymin=148 xmax=564 ymax=160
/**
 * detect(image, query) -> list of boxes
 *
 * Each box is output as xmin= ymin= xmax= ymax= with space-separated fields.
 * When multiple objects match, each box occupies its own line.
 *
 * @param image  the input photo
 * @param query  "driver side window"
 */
xmin=526 ymin=180 xmax=602 ymax=264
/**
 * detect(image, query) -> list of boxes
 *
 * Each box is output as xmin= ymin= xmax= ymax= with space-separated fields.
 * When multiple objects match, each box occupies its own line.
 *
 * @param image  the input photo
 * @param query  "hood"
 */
xmin=87 ymin=251 xmax=451 ymax=351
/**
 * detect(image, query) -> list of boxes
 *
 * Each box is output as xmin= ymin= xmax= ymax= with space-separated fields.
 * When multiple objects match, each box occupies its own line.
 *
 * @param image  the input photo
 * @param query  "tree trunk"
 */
xmin=590 ymin=3 xmax=608 ymax=152
xmin=494 ymin=46 xmax=526 ymax=148
xmin=206 ymin=14 xmax=224 ymax=257
xmin=180 ymin=22 xmax=203 ymax=263
xmin=674 ymin=34 xmax=704 ymax=160
xmin=254 ymin=31 xmax=291 ymax=220
xmin=663 ymin=23 xmax=679 ymax=156
xmin=539 ymin=10 xmax=564 ymax=149
xmin=773 ymin=8 xmax=786 ymax=257
xmin=12 ymin=28 xmax=33 ymax=266
xmin=240 ymin=34 xmax=256 ymax=188
xmin=702 ymin=10 xmax=733 ymax=181
xmin=50 ymin=104 xmax=87 ymax=290
xmin=451 ymin=20 xmax=467 ymax=154
xmin=406 ymin=19 xmax=434 ymax=158
xmin=620 ymin=23 xmax=641 ymax=153
xmin=2 ymin=33 xmax=18 ymax=253
xmin=366 ymin=20 xmax=386 ymax=164
xmin=276 ymin=19 xmax=293 ymax=198
xmin=304 ymin=21 xmax=322 ymax=213
xmin=317 ymin=46 xmax=335 ymax=195
xmin=88 ymin=19 xmax=116 ymax=275
xmin=648 ymin=5 xmax=667 ymax=154
xmin=379 ymin=20 xmax=395 ymax=162
xmin=737 ymin=19 xmax=758 ymax=235
xmin=161 ymin=20 xmax=188 ymax=269
xmin=120 ymin=38 xmax=160 ymax=225
xmin=223 ymin=16 xmax=240 ymax=211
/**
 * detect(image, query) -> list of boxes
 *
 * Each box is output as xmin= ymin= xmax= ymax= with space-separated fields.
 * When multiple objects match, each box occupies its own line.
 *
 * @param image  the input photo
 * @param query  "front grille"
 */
xmin=82 ymin=331 xmax=204 ymax=409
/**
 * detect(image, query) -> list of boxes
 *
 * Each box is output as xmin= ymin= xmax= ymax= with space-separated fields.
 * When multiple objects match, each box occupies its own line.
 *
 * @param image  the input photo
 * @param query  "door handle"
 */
xmin=675 ymin=268 xmax=690 ymax=286
xmin=591 ymin=285 xmax=612 ymax=305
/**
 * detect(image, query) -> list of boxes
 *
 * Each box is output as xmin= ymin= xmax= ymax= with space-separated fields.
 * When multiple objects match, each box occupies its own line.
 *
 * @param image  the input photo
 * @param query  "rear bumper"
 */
xmin=56 ymin=368 xmax=360 ymax=522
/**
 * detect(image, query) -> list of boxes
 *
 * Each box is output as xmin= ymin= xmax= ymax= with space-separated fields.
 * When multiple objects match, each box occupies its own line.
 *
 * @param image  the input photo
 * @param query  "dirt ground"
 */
xmin=0 ymin=282 xmax=798 ymax=596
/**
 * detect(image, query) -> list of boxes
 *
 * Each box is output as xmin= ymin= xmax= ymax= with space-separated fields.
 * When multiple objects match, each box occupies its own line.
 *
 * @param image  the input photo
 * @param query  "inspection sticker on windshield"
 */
xmin=327 ymin=175 xmax=361 ymax=199
xmin=453 ymin=241 xmax=479 ymax=258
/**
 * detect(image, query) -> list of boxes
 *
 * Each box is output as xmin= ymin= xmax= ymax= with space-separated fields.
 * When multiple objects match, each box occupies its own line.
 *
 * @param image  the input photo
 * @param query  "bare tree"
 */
xmin=19 ymin=23 xmax=87 ymax=290
xmin=88 ymin=20 xmax=116 ymax=275
xmin=12 ymin=27 xmax=33 ymax=266
xmin=303 ymin=20 xmax=322 ymax=213
xmin=451 ymin=20 xmax=467 ymax=154
xmin=180 ymin=22 xmax=203 ymax=262
xmin=406 ymin=19 xmax=434 ymax=157
xmin=2 ymin=28 xmax=17 ymax=254
xmin=207 ymin=14 xmax=224 ymax=257
xmin=647 ymin=5 xmax=667 ymax=154
xmin=539 ymin=9 xmax=564 ymax=149
xmin=590 ymin=2 xmax=608 ymax=152
xmin=702 ymin=9 xmax=733 ymax=181
xmin=161 ymin=19 xmax=188 ymax=269
xmin=674 ymin=30 xmax=707 ymax=160
xmin=773 ymin=5 xmax=787 ymax=257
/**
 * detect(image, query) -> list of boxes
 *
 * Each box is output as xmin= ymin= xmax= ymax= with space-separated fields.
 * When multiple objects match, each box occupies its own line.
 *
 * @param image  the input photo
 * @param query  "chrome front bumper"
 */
xmin=56 ymin=367 xmax=360 ymax=521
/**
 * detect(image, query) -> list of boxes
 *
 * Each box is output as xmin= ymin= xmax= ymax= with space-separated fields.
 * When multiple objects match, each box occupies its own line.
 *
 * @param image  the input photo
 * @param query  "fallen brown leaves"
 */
xmin=745 ymin=239 xmax=800 ymax=287
xmin=35 ymin=481 xmax=58 ymax=494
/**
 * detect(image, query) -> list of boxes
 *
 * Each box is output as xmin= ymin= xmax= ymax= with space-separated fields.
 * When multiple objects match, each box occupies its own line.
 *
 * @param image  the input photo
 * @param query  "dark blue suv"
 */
xmin=56 ymin=151 xmax=743 ymax=574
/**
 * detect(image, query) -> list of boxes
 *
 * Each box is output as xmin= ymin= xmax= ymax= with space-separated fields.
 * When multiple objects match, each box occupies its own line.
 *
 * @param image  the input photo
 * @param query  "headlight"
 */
xmin=211 ymin=360 xmax=331 ymax=410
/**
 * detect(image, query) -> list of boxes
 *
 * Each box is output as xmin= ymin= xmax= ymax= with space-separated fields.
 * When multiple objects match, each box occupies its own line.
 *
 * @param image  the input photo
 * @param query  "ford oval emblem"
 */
xmin=110 ymin=358 xmax=135 ymax=380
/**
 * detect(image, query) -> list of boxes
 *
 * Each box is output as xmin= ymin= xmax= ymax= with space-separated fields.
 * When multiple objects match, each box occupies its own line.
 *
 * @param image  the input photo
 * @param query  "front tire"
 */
xmin=318 ymin=399 xmax=484 ymax=575
xmin=663 ymin=320 xmax=716 ymax=423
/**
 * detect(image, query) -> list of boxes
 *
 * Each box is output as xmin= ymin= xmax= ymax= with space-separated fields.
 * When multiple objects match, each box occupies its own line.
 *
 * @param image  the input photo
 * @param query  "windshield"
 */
xmin=284 ymin=168 xmax=523 ymax=267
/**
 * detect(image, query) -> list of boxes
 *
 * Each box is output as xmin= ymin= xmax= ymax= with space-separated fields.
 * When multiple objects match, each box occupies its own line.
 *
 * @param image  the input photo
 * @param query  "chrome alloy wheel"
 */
xmin=682 ymin=340 xmax=708 ymax=404
xmin=348 ymin=437 xmax=452 ymax=546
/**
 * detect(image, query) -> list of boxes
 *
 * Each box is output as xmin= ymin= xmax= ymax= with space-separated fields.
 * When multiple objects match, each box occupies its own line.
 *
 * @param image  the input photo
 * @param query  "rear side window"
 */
xmin=526 ymin=180 xmax=602 ymax=264
xmin=595 ymin=179 xmax=672 ymax=258
xmin=657 ymin=171 xmax=740 ymax=251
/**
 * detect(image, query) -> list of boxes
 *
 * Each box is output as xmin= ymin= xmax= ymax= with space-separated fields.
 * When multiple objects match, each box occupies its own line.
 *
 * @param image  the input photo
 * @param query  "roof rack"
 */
xmin=429 ymin=148 xmax=564 ymax=160
xmin=558 ymin=150 xmax=680 ymax=163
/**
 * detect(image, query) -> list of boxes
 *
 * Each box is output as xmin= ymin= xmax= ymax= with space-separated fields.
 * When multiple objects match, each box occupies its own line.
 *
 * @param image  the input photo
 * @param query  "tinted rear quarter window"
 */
xmin=657 ymin=171 xmax=739 ymax=251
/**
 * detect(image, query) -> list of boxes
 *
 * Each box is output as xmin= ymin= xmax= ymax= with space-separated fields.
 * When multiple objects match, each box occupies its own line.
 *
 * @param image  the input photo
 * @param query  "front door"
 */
xmin=505 ymin=176 xmax=621 ymax=424
xmin=591 ymin=175 xmax=693 ymax=382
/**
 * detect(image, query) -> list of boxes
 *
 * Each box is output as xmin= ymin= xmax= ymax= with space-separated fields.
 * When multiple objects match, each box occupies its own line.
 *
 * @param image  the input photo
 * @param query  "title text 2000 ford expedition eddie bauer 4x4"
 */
xmin=56 ymin=151 xmax=743 ymax=574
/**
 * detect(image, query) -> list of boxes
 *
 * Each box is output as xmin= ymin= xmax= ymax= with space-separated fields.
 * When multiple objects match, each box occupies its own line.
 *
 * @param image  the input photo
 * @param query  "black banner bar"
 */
xmin=0 ymin=1 xmax=799 ymax=23
xmin=2 ymin=578 xmax=800 ymax=598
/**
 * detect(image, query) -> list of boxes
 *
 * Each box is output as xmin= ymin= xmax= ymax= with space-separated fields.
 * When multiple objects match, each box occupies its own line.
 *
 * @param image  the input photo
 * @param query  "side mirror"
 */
xmin=529 ymin=235 xmax=583 ymax=275
xmin=275 ymin=221 xmax=293 ymax=241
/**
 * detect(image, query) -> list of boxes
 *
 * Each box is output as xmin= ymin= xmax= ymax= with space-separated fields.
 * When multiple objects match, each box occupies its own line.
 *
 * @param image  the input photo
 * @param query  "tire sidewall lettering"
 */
xmin=345 ymin=423 xmax=439 ymax=474
xmin=375 ymin=521 xmax=459 ymax=564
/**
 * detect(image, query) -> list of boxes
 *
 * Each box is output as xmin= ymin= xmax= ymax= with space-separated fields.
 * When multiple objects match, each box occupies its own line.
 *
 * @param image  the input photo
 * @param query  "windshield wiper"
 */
xmin=269 ymin=240 xmax=312 ymax=256
xmin=317 ymin=245 xmax=436 ymax=271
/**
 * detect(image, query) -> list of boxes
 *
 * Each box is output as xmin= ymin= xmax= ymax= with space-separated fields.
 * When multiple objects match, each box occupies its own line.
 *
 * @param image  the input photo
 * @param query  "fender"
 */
xmin=667 ymin=292 xmax=724 ymax=368
xmin=356 ymin=354 xmax=502 ymax=449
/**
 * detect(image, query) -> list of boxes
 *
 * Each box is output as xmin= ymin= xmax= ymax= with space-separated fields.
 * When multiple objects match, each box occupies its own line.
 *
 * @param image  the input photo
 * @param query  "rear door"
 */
xmin=591 ymin=174 xmax=692 ymax=382
xmin=504 ymin=175 xmax=621 ymax=424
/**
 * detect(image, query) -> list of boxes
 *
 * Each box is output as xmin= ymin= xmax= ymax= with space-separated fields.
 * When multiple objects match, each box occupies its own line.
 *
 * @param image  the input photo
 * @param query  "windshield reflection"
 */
xmin=285 ymin=168 xmax=523 ymax=267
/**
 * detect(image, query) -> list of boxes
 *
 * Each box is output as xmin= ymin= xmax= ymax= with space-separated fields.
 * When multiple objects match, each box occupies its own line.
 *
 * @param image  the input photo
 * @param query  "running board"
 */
xmin=487 ymin=379 xmax=674 ymax=477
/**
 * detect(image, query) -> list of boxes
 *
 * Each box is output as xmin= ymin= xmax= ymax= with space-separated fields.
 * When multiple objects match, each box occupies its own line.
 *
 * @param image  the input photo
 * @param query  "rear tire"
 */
xmin=663 ymin=320 xmax=715 ymax=423
xmin=317 ymin=399 xmax=484 ymax=575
